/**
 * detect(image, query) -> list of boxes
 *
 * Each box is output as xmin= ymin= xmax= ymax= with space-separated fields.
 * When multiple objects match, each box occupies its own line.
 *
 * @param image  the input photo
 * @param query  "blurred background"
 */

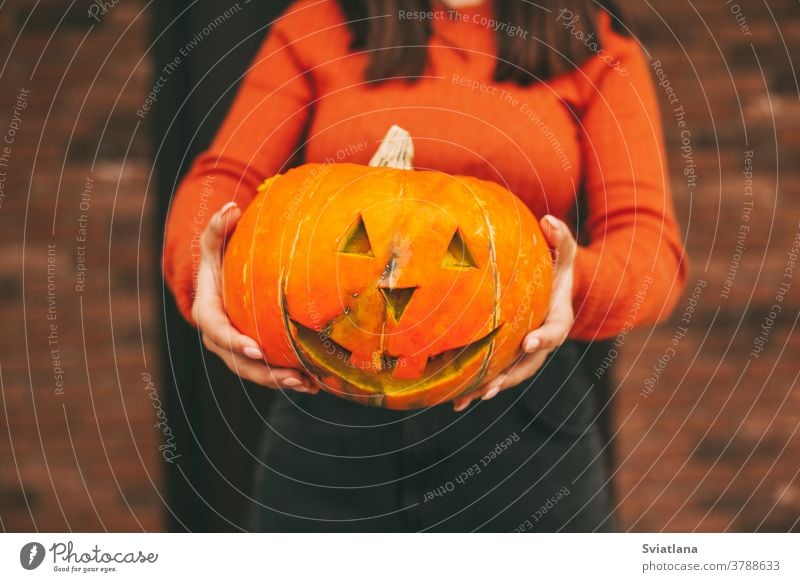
xmin=0 ymin=0 xmax=798 ymax=532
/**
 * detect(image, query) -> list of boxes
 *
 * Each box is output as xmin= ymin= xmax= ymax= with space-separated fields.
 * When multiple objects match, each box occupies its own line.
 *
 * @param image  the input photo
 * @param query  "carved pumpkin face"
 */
xmin=223 ymin=162 xmax=552 ymax=409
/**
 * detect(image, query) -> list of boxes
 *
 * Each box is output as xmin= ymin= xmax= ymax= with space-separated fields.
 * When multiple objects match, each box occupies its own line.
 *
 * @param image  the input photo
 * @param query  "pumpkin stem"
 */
xmin=368 ymin=125 xmax=414 ymax=170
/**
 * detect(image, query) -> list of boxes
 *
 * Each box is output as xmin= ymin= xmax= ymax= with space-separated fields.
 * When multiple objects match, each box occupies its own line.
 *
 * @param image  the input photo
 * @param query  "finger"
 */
xmin=539 ymin=215 xmax=576 ymax=303
xmin=453 ymin=389 xmax=482 ymax=412
xmin=464 ymin=351 xmax=549 ymax=406
xmin=453 ymin=370 xmax=510 ymax=411
xmin=193 ymin=205 xmax=264 ymax=362
xmin=453 ymin=375 xmax=500 ymax=411
xmin=480 ymin=373 xmax=508 ymax=402
xmin=216 ymin=349 xmax=317 ymax=393
xmin=523 ymin=314 xmax=571 ymax=353
xmin=201 ymin=202 xmax=241 ymax=258
xmin=535 ymin=215 xmax=576 ymax=344
xmin=499 ymin=351 xmax=549 ymax=389
xmin=196 ymin=298 xmax=265 ymax=360
xmin=192 ymin=203 xmax=242 ymax=325
xmin=540 ymin=215 xmax=577 ymax=269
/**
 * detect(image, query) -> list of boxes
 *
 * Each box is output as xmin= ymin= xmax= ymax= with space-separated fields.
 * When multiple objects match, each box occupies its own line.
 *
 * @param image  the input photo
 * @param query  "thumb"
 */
xmin=540 ymin=215 xmax=576 ymax=269
xmin=201 ymin=202 xmax=241 ymax=257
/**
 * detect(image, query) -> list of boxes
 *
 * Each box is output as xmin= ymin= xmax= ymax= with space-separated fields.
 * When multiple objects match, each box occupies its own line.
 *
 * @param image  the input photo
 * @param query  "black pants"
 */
xmin=248 ymin=342 xmax=614 ymax=532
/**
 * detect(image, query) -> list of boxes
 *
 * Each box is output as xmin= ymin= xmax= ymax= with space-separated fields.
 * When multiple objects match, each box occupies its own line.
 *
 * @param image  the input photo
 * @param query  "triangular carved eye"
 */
xmin=441 ymin=228 xmax=477 ymax=269
xmin=339 ymin=215 xmax=373 ymax=257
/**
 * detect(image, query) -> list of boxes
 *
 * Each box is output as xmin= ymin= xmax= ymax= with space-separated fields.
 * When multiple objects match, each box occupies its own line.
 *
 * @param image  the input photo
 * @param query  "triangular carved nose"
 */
xmin=378 ymin=286 xmax=416 ymax=323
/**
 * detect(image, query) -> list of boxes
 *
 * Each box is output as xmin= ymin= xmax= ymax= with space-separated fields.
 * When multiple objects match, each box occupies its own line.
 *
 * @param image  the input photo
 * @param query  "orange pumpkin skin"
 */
xmin=222 ymin=162 xmax=552 ymax=410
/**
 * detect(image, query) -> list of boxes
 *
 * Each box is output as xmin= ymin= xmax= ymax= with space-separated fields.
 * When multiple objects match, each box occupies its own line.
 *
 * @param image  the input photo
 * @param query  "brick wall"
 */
xmin=614 ymin=1 xmax=800 ymax=531
xmin=0 ymin=0 xmax=161 ymax=531
xmin=0 ymin=0 xmax=798 ymax=532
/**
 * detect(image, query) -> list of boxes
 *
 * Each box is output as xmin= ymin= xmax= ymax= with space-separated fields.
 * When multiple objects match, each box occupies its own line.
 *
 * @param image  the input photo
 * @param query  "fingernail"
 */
xmin=544 ymin=215 xmax=560 ymax=231
xmin=217 ymin=203 xmax=239 ymax=226
xmin=282 ymin=377 xmax=303 ymax=387
xmin=243 ymin=345 xmax=263 ymax=360
xmin=525 ymin=337 xmax=540 ymax=352
xmin=454 ymin=400 xmax=469 ymax=412
xmin=482 ymin=386 xmax=500 ymax=401
xmin=219 ymin=201 xmax=237 ymax=216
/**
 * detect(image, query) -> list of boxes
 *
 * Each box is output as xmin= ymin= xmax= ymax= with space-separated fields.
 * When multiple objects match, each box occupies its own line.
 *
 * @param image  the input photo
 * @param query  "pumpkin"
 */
xmin=222 ymin=126 xmax=552 ymax=410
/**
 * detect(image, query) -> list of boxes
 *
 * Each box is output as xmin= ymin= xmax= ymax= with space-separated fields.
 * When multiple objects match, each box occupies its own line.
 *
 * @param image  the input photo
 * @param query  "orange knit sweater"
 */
xmin=163 ymin=0 xmax=688 ymax=341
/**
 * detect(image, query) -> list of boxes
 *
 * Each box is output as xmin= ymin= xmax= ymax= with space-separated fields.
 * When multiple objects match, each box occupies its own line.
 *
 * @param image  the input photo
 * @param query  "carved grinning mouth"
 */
xmin=287 ymin=319 xmax=501 ymax=396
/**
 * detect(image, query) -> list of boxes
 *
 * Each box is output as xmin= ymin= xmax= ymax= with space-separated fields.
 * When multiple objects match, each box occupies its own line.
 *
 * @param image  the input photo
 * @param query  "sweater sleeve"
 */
xmin=163 ymin=20 xmax=313 ymax=324
xmin=569 ymin=16 xmax=688 ymax=340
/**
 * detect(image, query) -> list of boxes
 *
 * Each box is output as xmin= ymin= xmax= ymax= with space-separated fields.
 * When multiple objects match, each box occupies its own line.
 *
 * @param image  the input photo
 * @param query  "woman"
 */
xmin=164 ymin=0 xmax=687 ymax=531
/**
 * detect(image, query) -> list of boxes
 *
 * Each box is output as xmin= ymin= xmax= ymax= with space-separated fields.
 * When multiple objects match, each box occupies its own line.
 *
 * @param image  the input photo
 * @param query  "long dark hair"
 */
xmin=336 ymin=0 xmax=629 ymax=85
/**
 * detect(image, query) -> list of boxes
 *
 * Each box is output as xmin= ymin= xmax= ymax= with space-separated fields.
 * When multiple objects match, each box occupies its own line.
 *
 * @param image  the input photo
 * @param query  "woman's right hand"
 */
xmin=191 ymin=202 xmax=318 ymax=394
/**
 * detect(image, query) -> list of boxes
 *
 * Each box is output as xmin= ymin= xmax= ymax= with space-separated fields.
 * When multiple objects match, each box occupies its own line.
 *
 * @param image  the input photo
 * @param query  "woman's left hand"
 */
xmin=453 ymin=215 xmax=577 ymax=412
